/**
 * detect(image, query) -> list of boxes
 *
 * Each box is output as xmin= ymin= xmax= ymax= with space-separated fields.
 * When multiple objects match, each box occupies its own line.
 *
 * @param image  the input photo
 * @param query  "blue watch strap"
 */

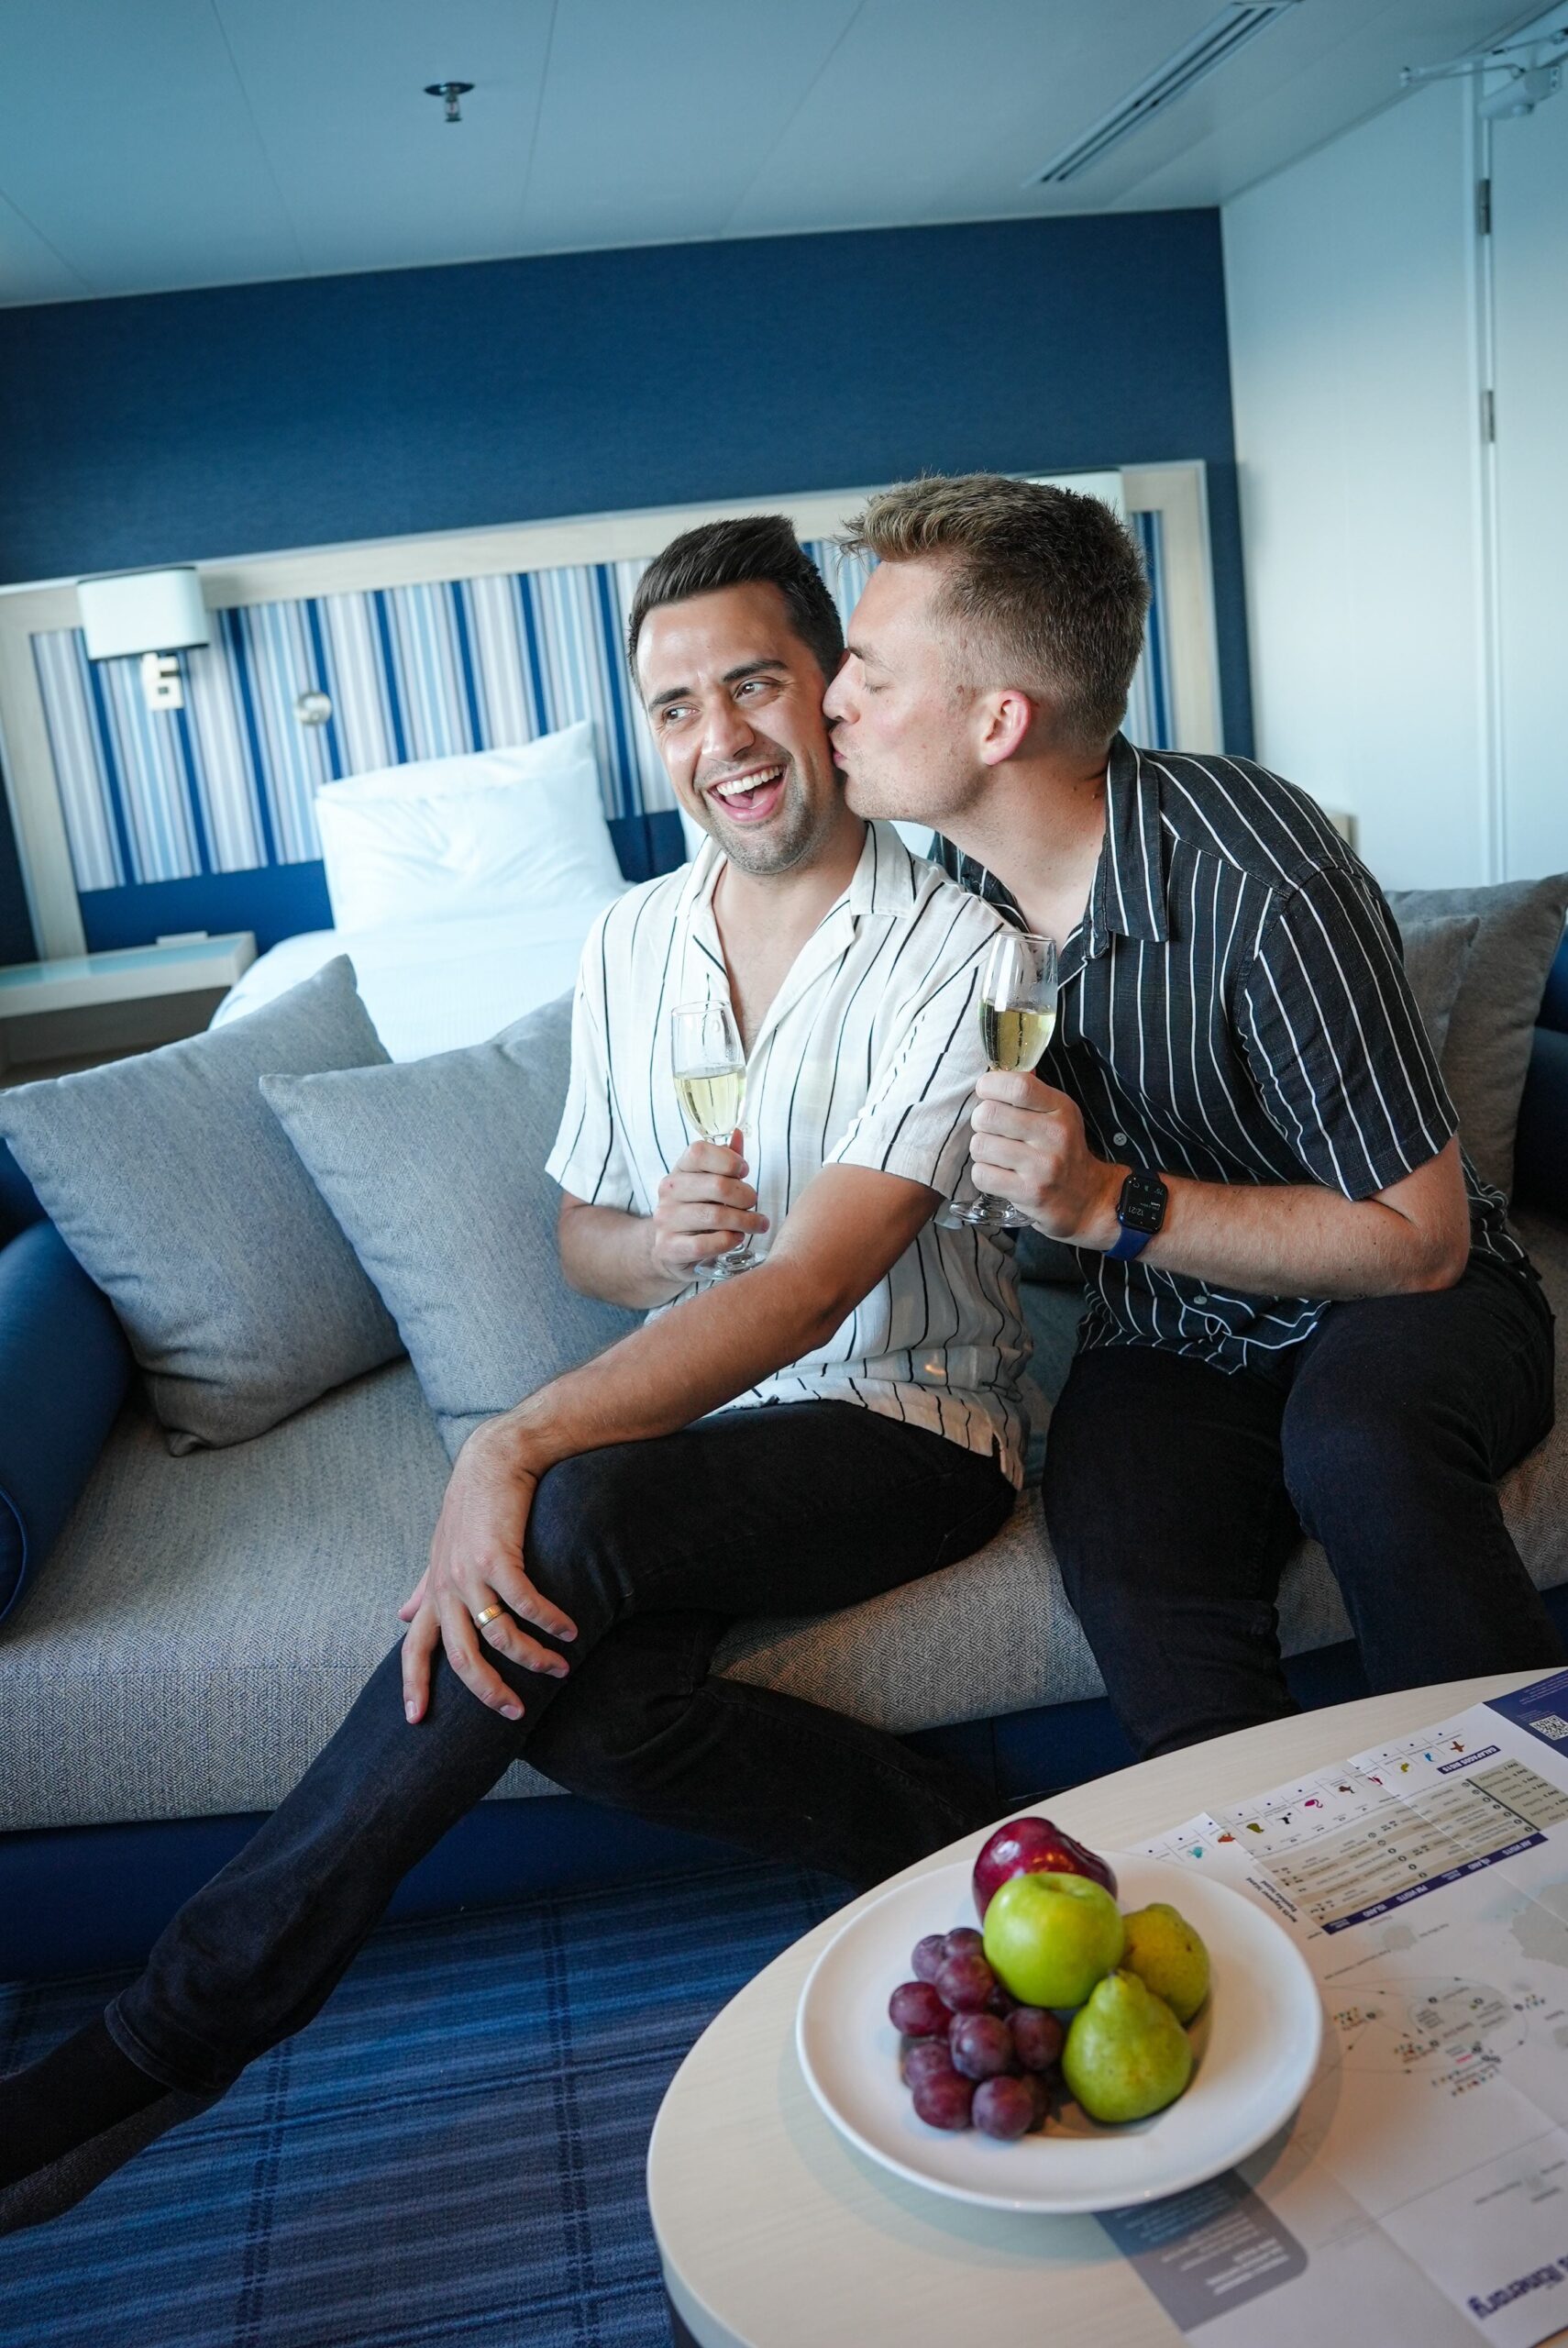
xmin=1105 ymin=1221 xmax=1154 ymax=1262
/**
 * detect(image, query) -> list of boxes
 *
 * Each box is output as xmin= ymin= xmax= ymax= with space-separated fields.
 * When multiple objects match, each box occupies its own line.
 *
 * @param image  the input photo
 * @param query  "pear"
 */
xmin=1121 ymin=1901 xmax=1210 ymax=2025
xmin=1062 ymin=1969 xmax=1194 ymax=2124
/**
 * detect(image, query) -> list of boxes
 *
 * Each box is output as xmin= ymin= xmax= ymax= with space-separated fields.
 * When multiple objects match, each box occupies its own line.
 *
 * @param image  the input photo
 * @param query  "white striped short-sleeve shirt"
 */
xmin=546 ymin=821 xmax=1031 ymax=1484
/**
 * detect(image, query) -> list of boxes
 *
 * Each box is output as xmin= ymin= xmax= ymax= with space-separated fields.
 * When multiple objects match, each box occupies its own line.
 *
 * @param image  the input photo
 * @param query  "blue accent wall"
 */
xmin=0 ymin=212 xmax=1251 ymax=960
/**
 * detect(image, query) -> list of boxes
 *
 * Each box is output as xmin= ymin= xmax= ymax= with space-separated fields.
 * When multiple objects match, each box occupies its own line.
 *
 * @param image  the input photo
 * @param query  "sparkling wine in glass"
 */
xmin=938 ymin=931 xmax=1059 ymax=1231
xmin=669 ymin=1000 xmax=761 ymax=1278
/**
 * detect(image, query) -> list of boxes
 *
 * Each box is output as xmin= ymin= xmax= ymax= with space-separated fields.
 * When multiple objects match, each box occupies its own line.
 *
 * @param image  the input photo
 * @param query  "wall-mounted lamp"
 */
xmin=76 ymin=566 xmax=211 ymax=711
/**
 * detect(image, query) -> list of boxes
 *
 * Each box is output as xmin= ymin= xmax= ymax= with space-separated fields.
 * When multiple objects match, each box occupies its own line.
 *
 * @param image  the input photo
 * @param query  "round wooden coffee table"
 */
xmin=648 ymin=1672 xmax=1540 ymax=2348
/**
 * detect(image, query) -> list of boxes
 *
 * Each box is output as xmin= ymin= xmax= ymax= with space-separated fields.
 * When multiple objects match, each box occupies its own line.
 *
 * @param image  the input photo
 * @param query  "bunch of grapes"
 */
xmin=889 ymin=1926 xmax=1065 ymax=2139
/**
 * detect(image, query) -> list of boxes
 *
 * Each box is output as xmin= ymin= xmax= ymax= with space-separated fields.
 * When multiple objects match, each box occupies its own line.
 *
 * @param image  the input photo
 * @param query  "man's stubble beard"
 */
xmin=707 ymin=763 xmax=842 ymax=878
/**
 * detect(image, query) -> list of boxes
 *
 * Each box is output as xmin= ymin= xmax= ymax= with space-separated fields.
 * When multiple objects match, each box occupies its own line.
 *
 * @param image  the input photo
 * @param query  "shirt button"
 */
xmin=1193 ymin=1293 xmax=1210 ymax=1311
xmin=1112 ymin=1130 xmax=1128 ymax=1146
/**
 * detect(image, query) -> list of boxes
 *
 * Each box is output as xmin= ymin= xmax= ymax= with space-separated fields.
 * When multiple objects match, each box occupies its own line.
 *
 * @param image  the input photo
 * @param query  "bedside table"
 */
xmin=0 ymin=932 xmax=257 ymax=1082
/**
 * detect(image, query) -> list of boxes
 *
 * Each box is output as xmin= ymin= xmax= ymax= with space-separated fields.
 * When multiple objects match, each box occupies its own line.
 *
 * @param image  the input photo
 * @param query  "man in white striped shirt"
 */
xmin=827 ymin=471 xmax=1561 ymax=1761
xmin=0 ymin=519 xmax=1030 ymax=2221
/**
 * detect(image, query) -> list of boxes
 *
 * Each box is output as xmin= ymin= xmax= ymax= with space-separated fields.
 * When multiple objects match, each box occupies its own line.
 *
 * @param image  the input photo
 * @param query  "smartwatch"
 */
xmin=1105 ymin=1168 xmax=1168 ymax=1261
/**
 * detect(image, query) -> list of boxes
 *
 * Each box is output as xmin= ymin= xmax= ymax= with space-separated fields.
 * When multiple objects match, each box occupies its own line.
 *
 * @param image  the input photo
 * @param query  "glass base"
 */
xmin=935 ymin=1198 xmax=1029 ymax=1232
xmin=702 ymin=1246 xmax=763 ymax=1279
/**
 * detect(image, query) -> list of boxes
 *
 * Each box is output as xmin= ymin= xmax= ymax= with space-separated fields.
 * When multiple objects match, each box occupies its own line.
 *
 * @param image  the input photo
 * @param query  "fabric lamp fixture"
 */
xmin=77 ymin=566 xmax=210 ymax=711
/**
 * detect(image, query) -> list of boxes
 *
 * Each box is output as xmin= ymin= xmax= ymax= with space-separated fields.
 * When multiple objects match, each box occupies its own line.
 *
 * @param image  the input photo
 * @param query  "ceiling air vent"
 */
xmin=1026 ymin=2 xmax=1301 ymax=185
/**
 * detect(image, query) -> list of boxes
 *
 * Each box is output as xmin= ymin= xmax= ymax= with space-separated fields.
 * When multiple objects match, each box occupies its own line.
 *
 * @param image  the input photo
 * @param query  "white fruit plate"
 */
xmin=795 ymin=1851 xmax=1321 ymax=2215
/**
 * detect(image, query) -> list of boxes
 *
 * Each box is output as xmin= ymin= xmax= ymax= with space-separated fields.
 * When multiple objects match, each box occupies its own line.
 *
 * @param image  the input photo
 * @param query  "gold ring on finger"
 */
xmin=474 ymin=1603 xmax=503 ymax=1629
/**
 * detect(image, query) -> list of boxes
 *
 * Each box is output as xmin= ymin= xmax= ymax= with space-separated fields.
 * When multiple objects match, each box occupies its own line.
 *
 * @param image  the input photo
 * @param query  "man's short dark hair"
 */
xmin=626 ymin=515 xmax=845 ymax=688
xmin=842 ymin=473 xmax=1150 ymax=750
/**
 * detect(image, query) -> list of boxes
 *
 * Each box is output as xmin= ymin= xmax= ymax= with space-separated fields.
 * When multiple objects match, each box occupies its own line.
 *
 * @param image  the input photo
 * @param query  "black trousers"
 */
xmin=107 ymin=1403 xmax=1013 ymax=2097
xmin=1044 ymin=1256 xmax=1561 ymax=1759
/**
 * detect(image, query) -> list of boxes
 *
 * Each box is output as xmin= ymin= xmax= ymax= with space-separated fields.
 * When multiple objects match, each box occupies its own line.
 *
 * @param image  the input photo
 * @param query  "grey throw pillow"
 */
xmin=261 ymin=993 xmax=638 ymax=1462
xmin=1399 ymin=913 xmax=1481 ymax=1069
xmin=0 ymin=958 xmax=403 ymax=1453
xmin=1388 ymin=875 xmax=1568 ymax=1195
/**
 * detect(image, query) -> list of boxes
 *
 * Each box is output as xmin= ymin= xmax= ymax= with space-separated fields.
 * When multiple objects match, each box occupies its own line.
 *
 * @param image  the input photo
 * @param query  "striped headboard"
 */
xmin=24 ymin=508 xmax=1172 ymax=945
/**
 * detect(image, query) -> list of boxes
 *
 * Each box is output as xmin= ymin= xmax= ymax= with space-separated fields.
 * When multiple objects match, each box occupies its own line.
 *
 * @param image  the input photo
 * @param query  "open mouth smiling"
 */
xmin=705 ymin=763 xmax=787 ymax=825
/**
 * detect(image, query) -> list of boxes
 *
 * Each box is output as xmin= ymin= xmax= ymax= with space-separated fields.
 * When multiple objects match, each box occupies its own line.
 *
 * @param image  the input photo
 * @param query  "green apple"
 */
xmin=1062 ymin=1970 xmax=1194 ymax=2123
xmin=981 ymin=1869 xmax=1126 ymax=2009
xmin=1121 ymin=1901 xmax=1210 ymax=2025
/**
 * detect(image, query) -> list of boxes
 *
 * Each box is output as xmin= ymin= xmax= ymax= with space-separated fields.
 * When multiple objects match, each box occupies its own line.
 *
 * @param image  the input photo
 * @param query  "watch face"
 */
xmin=1119 ymin=1171 xmax=1166 ymax=1235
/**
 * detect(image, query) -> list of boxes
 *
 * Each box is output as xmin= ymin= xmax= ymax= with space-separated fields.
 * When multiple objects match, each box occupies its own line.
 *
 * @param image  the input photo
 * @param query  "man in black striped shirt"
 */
xmin=826 ymin=472 xmax=1560 ymax=1757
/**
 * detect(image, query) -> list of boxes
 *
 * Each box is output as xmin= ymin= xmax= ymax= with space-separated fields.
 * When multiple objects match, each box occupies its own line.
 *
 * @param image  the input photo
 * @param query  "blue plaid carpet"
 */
xmin=0 ymin=1858 xmax=843 ymax=2348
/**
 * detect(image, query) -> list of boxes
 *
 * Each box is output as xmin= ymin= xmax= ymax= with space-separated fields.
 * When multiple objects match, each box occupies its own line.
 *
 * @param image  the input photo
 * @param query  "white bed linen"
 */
xmin=211 ymin=891 xmax=624 ymax=1062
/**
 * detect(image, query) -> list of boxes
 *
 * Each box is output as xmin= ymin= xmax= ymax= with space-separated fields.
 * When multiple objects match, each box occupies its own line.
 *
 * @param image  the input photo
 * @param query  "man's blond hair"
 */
xmin=842 ymin=473 xmax=1150 ymax=750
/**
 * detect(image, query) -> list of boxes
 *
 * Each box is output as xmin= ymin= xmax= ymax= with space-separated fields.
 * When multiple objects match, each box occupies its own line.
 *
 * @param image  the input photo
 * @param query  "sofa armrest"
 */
xmin=0 ymin=1220 xmax=131 ymax=1625
xmin=1516 ymin=1025 xmax=1568 ymax=1222
xmin=0 ymin=1138 xmax=43 ymax=1245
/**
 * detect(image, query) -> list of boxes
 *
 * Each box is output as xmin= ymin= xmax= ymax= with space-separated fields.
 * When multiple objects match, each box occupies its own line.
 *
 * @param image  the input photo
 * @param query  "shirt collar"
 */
xmin=678 ymin=818 xmax=914 ymax=930
xmin=937 ymin=736 xmax=1168 ymax=959
xmin=1087 ymin=735 xmax=1168 ymax=958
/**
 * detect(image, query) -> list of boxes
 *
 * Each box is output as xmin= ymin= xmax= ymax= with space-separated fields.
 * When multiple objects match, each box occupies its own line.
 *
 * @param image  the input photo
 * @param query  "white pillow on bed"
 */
xmin=314 ymin=725 xmax=623 ymax=928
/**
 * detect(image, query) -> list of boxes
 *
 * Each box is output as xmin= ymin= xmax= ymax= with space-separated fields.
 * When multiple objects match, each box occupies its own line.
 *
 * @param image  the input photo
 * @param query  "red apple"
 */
xmin=971 ymin=1814 xmax=1117 ymax=1922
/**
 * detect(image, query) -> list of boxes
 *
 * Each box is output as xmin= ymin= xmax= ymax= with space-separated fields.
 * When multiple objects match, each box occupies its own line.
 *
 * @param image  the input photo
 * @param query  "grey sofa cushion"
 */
xmin=0 ymin=1360 xmax=569 ymax=1829
xmin=1400 ymin=913 xmax=1480 ymax=1066
xmin=262 ymin=992 xmax=637 ymax=1461
xmin=6 ymin=1219 xmax=1561 ymax=1831
xmin=713 ymin=1212 xmax=1568 ymax=1733
xmin=1388 ymin=876 xmax=1568 ymax=1196
xmin=0 ymin=958 xmax=403 ymax=1453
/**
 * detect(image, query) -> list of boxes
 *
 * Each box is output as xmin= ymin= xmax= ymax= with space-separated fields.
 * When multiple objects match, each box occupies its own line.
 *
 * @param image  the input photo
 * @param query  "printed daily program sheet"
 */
xmin=1111 ymin=1671 xmax=1568 ymax=2344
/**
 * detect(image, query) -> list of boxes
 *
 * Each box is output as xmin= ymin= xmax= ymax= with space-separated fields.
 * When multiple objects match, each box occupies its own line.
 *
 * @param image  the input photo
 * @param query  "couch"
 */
xmin=2 ymin=898 xmax=1565 ymax=1981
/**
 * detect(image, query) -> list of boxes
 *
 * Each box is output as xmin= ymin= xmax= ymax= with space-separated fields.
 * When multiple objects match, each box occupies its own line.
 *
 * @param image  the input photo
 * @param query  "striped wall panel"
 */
xmin=31 ymin=533 xmax=1163 ymax=899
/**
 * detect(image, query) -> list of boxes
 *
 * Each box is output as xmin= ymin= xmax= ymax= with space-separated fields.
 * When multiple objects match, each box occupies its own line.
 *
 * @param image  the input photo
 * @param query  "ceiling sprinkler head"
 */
xmin=425 ymin=81 xmax=474 ymax=125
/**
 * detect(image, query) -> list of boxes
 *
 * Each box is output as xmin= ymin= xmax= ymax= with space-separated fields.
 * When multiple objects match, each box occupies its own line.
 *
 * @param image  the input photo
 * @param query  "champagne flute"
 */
xmin=669 ymin=1000 xmax=761 ymax=1278
xmin=938 ymin=930 xmax=1059 ymax=1231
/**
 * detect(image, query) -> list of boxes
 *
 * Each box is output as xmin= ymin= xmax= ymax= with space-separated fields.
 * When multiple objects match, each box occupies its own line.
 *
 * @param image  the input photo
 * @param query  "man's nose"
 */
xmin=702 ymin=698 xmax=756 ymax=759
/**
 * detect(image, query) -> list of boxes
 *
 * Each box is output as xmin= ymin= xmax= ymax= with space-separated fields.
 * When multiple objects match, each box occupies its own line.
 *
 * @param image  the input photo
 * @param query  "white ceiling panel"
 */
xmin=521 ymin=0 xmax=861 ymax=251
xmin=0 ymin=0 xmax=304 ymax=296
xmin=1104 ymin=0 xmax=1536 ymax=207
xmin=212 ymin=0 xmax=557 ymax=276
xmin=723 ymin=0 xmax=1218 ymax=236
xmin=0 ymin=191 xmax=91 ymax=305
xmin=0 ymin=0 xmax=1545 ymax=305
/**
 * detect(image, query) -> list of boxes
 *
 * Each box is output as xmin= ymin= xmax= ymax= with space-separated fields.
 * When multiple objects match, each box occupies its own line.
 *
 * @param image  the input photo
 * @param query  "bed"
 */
xmin=209 ymin=724 xmax=634 ymax=1059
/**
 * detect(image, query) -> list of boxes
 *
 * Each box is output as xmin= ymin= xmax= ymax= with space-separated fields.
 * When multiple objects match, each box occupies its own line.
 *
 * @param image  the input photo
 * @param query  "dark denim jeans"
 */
xmin=108 ymin=1402 xmax=1012 ymax=2096
xmin=1045 ymin=1256 xmax=1561 ymax=1759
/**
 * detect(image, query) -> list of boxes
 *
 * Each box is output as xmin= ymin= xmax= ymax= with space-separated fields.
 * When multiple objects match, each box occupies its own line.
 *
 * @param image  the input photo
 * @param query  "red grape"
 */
xmin=942 ymin=1927 xmax=985 ymax=1963
xmin=949 ymin=2012 xmax=1016 ymax=2081
xmin=1010 ymin=2008 xmax=1066 ymax=2074
xmin=987 ymin=1980 xmax=1020 ymax=2018
xmin=973 ymin=2076 xmax=1035 ymax=2140
xmin=935 ymin=1952 xmax=996 ymax=2013
xmin=912 ymin=2068 xmax=975 ymax=2131
xmin=911 ymin=1933 xmax=947 ymax=1985
xmin=901 ymin=2038 xmax=957 ymax=2088
xmin=889 ymin=1980 xmax=949 ymax=2037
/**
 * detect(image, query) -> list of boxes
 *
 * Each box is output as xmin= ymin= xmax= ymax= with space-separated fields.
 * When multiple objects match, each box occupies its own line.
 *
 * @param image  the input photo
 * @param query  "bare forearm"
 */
xmin=1072 ymin=1158 xmax=1469 ymax=1299
xmin=558 ymin=1202 xmax=687 ymax=1310
xmin=482 ymin=1257 xmax=835 ymax=1474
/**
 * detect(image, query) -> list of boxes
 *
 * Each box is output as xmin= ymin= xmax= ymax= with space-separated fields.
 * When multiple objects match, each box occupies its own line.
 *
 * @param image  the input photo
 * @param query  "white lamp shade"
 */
xmin=78 ymin=567 xmax=210 ymax=660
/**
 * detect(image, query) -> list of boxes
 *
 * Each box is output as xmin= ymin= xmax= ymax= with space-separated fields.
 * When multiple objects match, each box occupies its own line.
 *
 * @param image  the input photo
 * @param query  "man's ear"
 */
xmin=977 ymin=688 xmax=1036 ymax=769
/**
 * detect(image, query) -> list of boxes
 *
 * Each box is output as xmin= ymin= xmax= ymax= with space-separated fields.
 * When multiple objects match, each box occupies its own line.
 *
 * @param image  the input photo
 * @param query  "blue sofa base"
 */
xmin=0 ymin=1616 xmax=1433 ymax=1982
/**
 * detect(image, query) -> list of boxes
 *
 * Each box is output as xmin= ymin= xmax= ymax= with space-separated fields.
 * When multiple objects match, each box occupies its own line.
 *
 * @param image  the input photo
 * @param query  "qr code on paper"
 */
xmin=1531 ymin=1714 xmax=1568 ymax=1741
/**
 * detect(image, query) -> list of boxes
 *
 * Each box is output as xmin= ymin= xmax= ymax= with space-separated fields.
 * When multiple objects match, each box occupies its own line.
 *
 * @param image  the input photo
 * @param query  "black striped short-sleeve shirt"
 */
xmin=940 ymin=736 xmax=1524 ymax=1372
